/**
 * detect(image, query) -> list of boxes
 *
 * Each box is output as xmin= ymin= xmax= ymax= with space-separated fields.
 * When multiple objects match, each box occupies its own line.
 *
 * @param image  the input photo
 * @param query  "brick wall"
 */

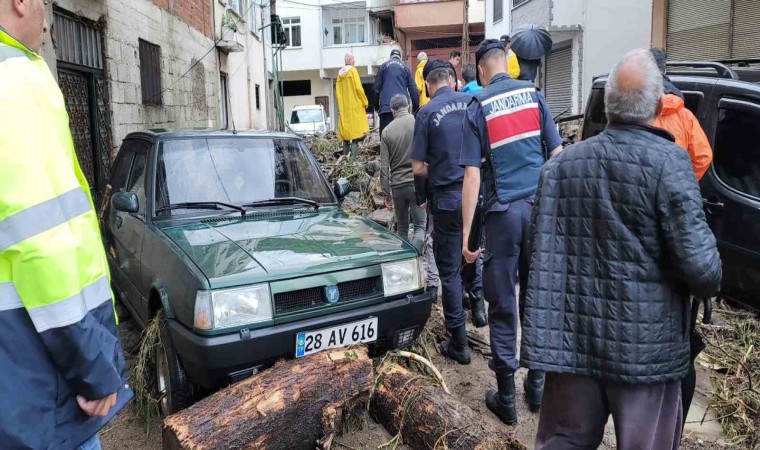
xmin=152 ymin=0 xmax=213 ymax=38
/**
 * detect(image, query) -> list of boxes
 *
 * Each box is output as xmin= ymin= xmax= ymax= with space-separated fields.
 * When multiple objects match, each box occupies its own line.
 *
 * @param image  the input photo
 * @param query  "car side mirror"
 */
xmin=112 ymin=192 xmax=139 ymax=214
xmin=334 ymin=178 xmax=350 ymax=200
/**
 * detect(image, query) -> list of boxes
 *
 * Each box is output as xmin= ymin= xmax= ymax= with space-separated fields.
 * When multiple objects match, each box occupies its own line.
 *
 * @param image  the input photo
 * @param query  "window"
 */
xmin=323 ymin=6 xmax=366 ymax=46
xmin=139 ymin=39 xmax=162 ymax=106
xmin=255 ymin=84 xmax=261 ymax=110
xmin=249 ymin=2 xmax=260 ymax=37
xmin=229 ymin=0 xmax=246 ymax=17
xmin=713 ymin=100 xmax=760 ymax=198
xmin=220 ymin=72 xmax=229 ymax=129
xmin=126 ymin=153 xmax=148 ymax=214
xmin=494 ymin=0 xmax=503 ymax=22
xmin=154 ymin=138 xmax=335 ymax=215
xmin=111 ymin=148 xmax=135 ymax=193
xmin=282 ymin=80 xmax=311 ymax=97
xmin=513 ymin=0 xmax=530 ymax=7
xmin=682 ymin=92 xmax=703 ymax=116
xmin=282 ymin=17 xmax=301 ymax=47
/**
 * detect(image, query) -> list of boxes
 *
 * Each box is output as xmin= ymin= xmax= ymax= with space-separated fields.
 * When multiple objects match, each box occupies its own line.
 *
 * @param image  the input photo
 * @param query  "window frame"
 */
xmin=249 ymin=1 xmax=260 ymax=37
xmin=711 ymin=97 xmax=760 ymax=201
xmin=493 ymin=0 xmax=503 ymax=23
xmin=126 ymin=151 xmax=149 ymax=216
xmin=323 ymin=7 xmax=367 ymax=47
xmin=512 ymin=0 xmax=531 ymax=8
xmin=282 ymin=17 xmax=302 ymax=48
xmin=228 ymin=0 xmax=246 ymax=18
xmin=138 ymin=39 xmax=162 ymax=106
xmin=255 ymin=84 xmax=261 ymax=110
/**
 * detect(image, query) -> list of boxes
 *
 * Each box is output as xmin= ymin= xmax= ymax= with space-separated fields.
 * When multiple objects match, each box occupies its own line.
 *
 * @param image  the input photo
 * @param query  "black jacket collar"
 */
xmin=606 ymin=122 xmax=676 ymax=142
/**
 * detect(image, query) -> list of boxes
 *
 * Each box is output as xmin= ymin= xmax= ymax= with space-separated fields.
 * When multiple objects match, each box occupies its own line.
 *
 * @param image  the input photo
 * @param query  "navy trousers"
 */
xmin=483 ymin=198 xmax=533 ymax=373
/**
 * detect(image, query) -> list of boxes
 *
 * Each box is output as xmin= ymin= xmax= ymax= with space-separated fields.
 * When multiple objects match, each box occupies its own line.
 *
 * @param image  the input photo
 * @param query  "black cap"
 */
xmin=475 ymin=39 xmax=506 ymax=85
xmin=390 ymin=49 xmax=401 ymax=58
xmin=500 ymin=35 xmax=511 ymax=44
xmin=422 ymin=59 xmax=455 ymax=80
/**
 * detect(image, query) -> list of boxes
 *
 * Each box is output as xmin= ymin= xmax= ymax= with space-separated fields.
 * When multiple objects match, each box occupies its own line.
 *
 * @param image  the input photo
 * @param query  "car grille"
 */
xmin=273 ymin=276 xmax=382 ymax=315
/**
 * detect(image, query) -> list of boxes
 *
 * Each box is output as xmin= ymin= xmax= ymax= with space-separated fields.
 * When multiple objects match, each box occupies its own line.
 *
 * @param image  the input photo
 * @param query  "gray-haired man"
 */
xmin=380 ymin=94 xmax=425 ymax=250
xmin=521 ymin=49 xmax=722 ymax=449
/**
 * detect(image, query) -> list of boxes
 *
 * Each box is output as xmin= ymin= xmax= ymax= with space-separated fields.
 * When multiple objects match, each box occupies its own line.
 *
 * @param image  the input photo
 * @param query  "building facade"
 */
xmin=38 ymin=0 xmax=269 ymax=200
xmin=277 ymin=0 xmax=401 ymax=130
xmin=485 ymin=0 xmax=652 ymax=117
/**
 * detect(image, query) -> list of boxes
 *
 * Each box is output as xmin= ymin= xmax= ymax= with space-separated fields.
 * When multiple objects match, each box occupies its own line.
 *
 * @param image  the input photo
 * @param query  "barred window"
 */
xmin=494 ymin=0 xmax=503 ymax=23
xmin=139 ymin=39 xmax=162 ymax=106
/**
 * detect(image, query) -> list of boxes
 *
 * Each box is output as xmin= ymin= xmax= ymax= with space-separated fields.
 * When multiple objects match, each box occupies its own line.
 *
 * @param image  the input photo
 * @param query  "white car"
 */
xmin=288 ymin=105 xmax=330 ymax=137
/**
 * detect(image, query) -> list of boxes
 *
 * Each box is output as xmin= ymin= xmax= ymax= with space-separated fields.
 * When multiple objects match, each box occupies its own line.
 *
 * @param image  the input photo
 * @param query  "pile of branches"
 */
xmin=698 ymin=302 xmax=759 ymax=448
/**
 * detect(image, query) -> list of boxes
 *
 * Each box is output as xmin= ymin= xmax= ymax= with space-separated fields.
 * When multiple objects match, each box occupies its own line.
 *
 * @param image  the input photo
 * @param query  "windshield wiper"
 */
xmin=242 ymin=197 xmax=320 ymax=210
xmin=155 ymin=201 xmax=247 ymax=216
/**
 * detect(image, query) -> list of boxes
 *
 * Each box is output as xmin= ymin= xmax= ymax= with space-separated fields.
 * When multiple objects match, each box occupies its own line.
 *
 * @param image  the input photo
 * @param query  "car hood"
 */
xmin=289 ymin=122 xmax=322 ymax=134
xmin=160 ymin=209 xmax=416 ymax=289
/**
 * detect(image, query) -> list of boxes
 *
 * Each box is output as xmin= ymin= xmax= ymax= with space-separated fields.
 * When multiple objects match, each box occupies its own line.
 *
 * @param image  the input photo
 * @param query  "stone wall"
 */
xmin=510 ymin=0 xmax=551 ymax=29
xmin=106 ymin=0 xmax=220 ymax=149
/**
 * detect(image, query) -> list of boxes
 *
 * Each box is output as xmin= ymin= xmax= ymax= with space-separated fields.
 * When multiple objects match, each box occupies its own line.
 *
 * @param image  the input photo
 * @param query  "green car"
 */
xmin=104 ymin=130 xmax=434 ymax=415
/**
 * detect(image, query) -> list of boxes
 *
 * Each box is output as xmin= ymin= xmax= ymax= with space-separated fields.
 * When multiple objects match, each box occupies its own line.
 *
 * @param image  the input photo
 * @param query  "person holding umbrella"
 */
xmin=510 ymin=24 xmax=553 ymax=83
xmin=499 ymin=35 xmax=521 ymax=79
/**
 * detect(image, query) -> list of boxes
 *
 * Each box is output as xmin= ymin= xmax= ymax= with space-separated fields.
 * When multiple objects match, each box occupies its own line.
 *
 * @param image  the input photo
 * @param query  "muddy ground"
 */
xmin=101 ymin=303 xmax=728 ymax=450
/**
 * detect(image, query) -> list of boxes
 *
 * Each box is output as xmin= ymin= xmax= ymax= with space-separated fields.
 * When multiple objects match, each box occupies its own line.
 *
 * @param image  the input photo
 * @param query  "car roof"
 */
xmin=125 ymin=128 xmax=299 ymax=141
xmin=293 ymin=105 xmax=324 ymax=110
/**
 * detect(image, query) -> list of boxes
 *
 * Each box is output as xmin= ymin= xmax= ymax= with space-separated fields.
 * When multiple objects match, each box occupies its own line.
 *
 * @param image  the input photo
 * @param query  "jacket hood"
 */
xmin=339 ymin=65 xmax=354 ymax=78
xmin=416 ymin=60 xmax=427 ymax=70
xmin=660 ymin=94 xmax=684 ymax=116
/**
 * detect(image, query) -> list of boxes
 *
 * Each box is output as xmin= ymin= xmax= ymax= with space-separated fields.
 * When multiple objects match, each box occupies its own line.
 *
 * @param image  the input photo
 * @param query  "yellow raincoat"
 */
xmin=336 ymin=65 xmax=369 ymax=141
xmin=508 ymin=50 xmax=520 ymax=80
xmin=415 ymin=60 xmax=430 ymax=107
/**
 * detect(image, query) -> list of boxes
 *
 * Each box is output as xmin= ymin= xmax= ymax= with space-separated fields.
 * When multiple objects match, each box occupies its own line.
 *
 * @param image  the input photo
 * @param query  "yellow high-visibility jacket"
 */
xmin=336 ymin=64 xmax=370 ymax=141
xmin=0 ymin=27 xmax=132 ymax=449
xmin=415 ymin=60 xmax=430 ymax=107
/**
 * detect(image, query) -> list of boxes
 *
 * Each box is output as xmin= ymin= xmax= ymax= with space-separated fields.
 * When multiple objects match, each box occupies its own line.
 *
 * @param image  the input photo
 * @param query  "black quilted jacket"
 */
xmin=520 ymin=123 xmax=722 ymax=383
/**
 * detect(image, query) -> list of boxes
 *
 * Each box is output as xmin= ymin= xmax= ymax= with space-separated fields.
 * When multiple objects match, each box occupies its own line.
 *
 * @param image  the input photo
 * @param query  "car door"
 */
xmin=699 ymin=85 xmax=760 ymax=309
xmin=111 ymin=138 xmax=151 ymax=322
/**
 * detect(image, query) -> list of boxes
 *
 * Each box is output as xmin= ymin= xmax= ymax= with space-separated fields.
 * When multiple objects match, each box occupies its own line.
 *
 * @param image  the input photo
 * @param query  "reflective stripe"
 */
xmin=485 ymin=102 xmax=539 ymax=121
xmin=0 ymin=44 xmax=28 ymax=63
xmin=0 ymin=188 xmax=92 ymax=251
xmin=27 ymin=275 xmax=111 ymax=332
xmin=480 ymin=87 xmax=536 ymax=106
xmin=491 ymin=130 xmax=542 ymax=149
xmin=0 ymin=282 xmax=23 ymax=311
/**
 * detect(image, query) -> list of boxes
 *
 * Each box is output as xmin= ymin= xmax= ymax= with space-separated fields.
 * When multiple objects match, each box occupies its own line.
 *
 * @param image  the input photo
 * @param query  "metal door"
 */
xmin=58 ymin=69 xmax=96 ymax=187
xmin=544 ymin=44 xmax=573 ymax=118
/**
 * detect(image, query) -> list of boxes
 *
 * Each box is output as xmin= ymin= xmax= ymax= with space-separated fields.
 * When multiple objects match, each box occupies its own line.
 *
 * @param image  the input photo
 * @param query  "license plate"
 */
xmin=295 ymin=317 xmax=378 ymax=358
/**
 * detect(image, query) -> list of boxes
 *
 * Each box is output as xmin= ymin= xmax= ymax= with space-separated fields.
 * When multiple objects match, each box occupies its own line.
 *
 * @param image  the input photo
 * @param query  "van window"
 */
xmin=714 ymin=102 xmax=760 ymax=198
xmin=582 ymin=88 xmax=607 ymax=139
xmin=683 ymin=92 xmax=703 ymax=116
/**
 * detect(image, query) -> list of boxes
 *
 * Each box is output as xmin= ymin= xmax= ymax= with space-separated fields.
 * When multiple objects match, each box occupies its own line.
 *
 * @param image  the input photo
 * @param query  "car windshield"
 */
xmin=155 ymin=137 xmax=335 ymax=216
xmin=290 ymin=109 xmax=323 ymax=124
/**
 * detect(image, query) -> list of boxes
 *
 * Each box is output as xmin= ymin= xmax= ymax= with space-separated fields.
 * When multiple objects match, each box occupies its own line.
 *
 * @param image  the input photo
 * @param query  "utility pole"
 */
xmin=462 ymin=0 xmax=470 ymax=65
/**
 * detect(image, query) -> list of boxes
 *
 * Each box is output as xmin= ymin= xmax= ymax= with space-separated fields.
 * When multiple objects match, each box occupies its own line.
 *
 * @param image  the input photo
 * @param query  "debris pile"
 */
xmin=558 ymin=117 xmax=583 ymax=146
xmin=698 ymin=302 xmax=759 ymax=448
xmin=305 ymin=131 xmax=395 ymax=228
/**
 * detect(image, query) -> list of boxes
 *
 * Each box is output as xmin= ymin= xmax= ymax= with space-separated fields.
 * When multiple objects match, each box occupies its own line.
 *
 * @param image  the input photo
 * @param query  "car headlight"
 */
xmin=382 ymin=258 xmax=422 ymax=296
xmin=194 ymin=284 xmax=273 ymax=331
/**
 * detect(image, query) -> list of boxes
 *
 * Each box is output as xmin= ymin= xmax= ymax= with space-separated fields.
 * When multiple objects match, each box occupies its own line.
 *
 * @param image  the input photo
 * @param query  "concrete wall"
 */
xmin=45 ymin=0 xmax=221 ymax=154
xmin=486 ymin=0 xmax=511 ymax=39
xmin=579 ymin=0 xmax=652 ymax=104
xmin=278 ymin=2 xmax=323 ymax=72
xmin=282 ymin=70 xmax=334 ymax=126
xmin=551 ymin=0 xmax=583 ymax=26
xmin=511 ymin=0 xmax=550 ymax=29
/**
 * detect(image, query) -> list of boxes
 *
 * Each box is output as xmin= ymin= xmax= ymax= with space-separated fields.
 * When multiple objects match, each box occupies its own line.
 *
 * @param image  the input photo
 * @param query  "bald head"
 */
xmin=605 ymin=49 xmax=663 ymax=125
xmin=417 ymin=51 xmax=428 ymax=62
xmin=344 ymin=53 xmax=355 ymax=66
xmin=0 ymin=0 xmax=48 ymax=53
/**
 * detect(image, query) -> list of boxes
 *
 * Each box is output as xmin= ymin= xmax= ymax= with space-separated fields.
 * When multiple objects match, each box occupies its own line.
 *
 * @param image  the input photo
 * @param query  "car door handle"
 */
xmin=115 ymin=215 xmax=124 ymax=229
xmin=702 ymin=198 xmax=725 ymax=208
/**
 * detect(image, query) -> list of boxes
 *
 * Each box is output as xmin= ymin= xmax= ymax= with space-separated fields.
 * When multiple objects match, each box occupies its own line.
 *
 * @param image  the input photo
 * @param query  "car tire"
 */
xmin=155 ymin=313 xmax=193 ymax=416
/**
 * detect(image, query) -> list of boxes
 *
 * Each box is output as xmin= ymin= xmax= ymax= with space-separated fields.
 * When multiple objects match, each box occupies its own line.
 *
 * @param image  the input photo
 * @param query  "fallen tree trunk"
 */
xmin=163 ymin=347 xmax=372 ymax=450
xmin=371 ymin=364 xmax=526 ymax=450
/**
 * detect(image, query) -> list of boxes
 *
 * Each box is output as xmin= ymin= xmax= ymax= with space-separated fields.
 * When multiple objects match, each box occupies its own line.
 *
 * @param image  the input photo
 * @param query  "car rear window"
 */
xmin=582 ymin=88 xmax=607 ymax=140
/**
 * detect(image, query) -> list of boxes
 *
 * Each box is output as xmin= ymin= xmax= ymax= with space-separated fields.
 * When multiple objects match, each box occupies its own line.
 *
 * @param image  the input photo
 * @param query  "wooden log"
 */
xmin=371 ymin=364 xmax=526 ymax=450
xmin=163 ymin=347 xmax=372 ymax=450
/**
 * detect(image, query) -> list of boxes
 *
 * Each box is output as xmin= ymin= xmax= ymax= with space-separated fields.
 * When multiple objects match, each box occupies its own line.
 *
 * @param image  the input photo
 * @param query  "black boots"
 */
xmin=486 ymin=371 xmax=517 ymax=425
xmin=470 ymin=293 xmax=487 ymax=328
xmin=524 ymin=370 xmax=545 ymax=413
xmin=439 ymin=326 xmax=471 ymax=365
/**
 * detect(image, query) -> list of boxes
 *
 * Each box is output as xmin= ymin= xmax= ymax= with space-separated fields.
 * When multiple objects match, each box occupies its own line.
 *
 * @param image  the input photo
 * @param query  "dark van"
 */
xmin=582 ymin=61 xmax=760 ymax=311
